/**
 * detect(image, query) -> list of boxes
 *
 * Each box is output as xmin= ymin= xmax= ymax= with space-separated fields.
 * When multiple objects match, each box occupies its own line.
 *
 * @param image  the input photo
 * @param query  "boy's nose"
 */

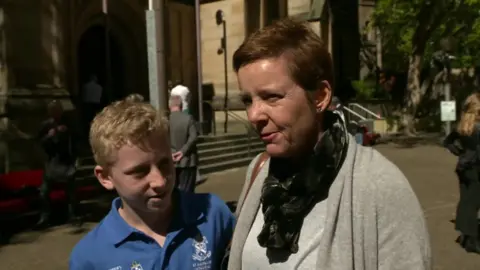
xmin=148 ymin=168 xmax=169 ymax=190
xmin=150 ymin=177 xmax=167 ymax=189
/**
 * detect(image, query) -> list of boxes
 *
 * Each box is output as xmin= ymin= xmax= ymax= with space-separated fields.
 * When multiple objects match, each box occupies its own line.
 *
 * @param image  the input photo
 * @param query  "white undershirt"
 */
xmin=242 ymin=200 xmax=327 ymax=269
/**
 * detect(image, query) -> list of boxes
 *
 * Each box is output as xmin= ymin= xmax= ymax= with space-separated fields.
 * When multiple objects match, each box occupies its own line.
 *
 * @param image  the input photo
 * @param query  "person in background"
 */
xmin=81 ymin=74 xmax=103 ymax=139
xmin=170 ymin=81 xmax=191 ymax=114
xmin=169 ymin=81 xmax=204 ymax=184
xmin=226 ymin=18 xmax=430 ymax=270
xmin=354 ymin=125 xmax=365 ymax=145
xmin=444 ymin=92 xmax=480 ymax=253
xmin=169 ymin=96 xmax=199 ymax=193
xmin=36 ymin=100 xmax=77 ymax=228
xmin=70 ymin=98 xmax=235 ymax=269
xmin=125 ymin=93 xmax=145 ymax=103
xmin=167 ymin=80 xmax=174 ymax=93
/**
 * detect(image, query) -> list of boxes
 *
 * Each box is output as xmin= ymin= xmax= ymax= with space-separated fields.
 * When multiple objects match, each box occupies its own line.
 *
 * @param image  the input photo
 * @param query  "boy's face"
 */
xmin=95 ymin=133 xmax=175 ymax=215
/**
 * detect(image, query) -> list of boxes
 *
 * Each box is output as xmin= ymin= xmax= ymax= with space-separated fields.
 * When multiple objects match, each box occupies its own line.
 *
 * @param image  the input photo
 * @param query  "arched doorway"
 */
xmin=77 ymin=25 xmax=125 ymax=105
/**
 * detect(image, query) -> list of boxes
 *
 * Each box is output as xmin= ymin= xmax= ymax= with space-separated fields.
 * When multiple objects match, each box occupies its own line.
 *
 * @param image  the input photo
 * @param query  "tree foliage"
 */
xmin=372 ymin=0 xmax=480 ymax=134
xmin=373 ymin=0 xmax=480 ymax=69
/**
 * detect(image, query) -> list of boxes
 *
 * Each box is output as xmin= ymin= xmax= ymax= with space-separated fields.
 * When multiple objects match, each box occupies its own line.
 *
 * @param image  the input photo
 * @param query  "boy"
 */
xmin=69 ymin=99 xmax=235 ymax=269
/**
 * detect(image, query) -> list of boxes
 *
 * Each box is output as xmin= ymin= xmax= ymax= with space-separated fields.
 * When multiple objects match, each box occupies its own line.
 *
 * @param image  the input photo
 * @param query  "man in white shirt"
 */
xmin=169 ymin=81 xmax=204 ymax=184
xmin=170 ymin=83 xmax=190 ymax=114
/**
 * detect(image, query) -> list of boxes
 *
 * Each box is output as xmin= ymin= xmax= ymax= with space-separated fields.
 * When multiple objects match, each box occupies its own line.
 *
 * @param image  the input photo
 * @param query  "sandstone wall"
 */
xmin=200 ymin=0 xmax=316 ymax=110
xmin=288 ymin=0 xmax=311 ymax=16
xmin=200 ymin=0 xmax=245 ymax=104
xmin=4 ymin=0 xmax=68 ymax=89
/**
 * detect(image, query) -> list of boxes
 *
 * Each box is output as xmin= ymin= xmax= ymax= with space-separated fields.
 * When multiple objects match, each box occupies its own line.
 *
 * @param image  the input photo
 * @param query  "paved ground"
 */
xmin=1 ymin=143 xmax=480 ymax=269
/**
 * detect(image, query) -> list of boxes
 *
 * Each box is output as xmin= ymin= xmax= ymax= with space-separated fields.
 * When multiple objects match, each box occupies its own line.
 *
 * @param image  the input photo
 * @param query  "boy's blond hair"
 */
xmin=89 ymin=99 xmax=168 ymax=168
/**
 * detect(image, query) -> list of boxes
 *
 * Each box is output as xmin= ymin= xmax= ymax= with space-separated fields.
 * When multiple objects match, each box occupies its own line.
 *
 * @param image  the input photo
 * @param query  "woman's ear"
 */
xmin=313 ymin=81 xmax=332 ymax=113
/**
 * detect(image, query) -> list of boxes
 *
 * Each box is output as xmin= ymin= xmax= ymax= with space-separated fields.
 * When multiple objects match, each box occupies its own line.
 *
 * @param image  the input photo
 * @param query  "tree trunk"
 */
xmin=401 ymin=53 xmax=423 ymax=136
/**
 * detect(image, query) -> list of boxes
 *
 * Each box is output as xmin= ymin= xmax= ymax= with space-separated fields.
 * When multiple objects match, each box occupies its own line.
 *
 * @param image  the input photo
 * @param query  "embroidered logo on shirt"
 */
xmin=130 ymin=261 xmax=143 ymax=270
xmin=192 ymin=236 xmax=212 ymax=262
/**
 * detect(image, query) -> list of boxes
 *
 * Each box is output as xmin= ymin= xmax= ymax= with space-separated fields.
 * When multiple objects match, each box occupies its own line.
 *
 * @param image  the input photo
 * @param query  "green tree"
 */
xmin=373 ymin=0 xmax=480 ymax=135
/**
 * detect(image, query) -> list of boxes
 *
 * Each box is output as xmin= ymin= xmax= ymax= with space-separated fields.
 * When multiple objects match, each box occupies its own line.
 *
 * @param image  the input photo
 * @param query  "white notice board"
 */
xmin=440 ymin=101 xmax=456 ymax=122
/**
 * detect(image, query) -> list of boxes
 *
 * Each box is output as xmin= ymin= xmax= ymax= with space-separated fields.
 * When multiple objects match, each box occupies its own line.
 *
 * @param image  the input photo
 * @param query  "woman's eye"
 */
xmin=241 ymin=96 xmax=252 ymax=106
xmin=266 ymin=94 xmax=282 ymax=101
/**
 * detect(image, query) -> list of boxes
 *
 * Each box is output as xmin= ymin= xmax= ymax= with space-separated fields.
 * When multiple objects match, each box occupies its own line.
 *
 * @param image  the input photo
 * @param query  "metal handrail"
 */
xmin=226 ymin=111 xmax=257 ymax=155
xmin=348 ymin=103 xmax=383 ymax=119
xmin=202 ymin=100 xmax=256 ymax=134
xmin=226 ymin=111 xmax=254 ymax=133
xmin=202 ymin=101 xmax=257 ymax=155
xmin=343 ymin=106 xmax=367 ymax=121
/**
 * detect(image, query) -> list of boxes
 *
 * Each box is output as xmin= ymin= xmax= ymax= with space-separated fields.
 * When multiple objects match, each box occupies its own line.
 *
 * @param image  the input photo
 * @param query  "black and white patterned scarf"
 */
xmin=257 ymin=110 xmax=349 ymax=253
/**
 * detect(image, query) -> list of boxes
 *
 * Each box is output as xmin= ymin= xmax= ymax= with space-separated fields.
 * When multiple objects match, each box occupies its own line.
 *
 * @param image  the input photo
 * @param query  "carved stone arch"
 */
xmin=74 ymin=0 xmax=146 ymax=29
xmin=72 ymin=0 xmax=148 ymax=100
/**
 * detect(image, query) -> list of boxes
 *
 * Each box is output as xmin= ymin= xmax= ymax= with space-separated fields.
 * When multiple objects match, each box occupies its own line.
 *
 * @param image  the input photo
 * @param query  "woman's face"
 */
xmin=237 ymin=57 xmax=330 ymax=158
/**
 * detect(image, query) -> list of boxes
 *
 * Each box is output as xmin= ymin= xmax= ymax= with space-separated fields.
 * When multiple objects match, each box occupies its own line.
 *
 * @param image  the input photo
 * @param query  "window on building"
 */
xmin=245 ymin=0 xmax=287 ymax=36
xmin=245 ymin=0 xmax=261 ymax=36
xmin=263 ymin=0 xmax=287 ymax=26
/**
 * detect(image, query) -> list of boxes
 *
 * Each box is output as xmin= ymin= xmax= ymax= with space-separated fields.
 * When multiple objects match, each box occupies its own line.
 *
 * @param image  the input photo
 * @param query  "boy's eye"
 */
xmin=155 ymin=158 xmax=172 ymax=173
xmin=133 ymin=168 xmax=150 ymax=178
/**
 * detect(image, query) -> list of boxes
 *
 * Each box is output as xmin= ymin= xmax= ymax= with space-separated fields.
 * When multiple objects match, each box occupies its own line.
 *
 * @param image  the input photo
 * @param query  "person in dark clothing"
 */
xmin=444 ymin=93 xmax=480 ymax=253
xmin=168 ymin=96 xmax=198 ymax=193
xmin=36 ymin=100 xmax=77 ymax=227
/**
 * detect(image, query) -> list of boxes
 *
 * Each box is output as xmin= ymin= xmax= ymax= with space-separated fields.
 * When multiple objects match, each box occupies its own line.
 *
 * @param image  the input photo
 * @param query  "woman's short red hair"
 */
xmin=233 ymin=18 xmax=334 ymax=92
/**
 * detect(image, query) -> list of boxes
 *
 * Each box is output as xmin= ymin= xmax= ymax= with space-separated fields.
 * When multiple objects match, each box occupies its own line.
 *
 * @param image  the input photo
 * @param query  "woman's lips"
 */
xmin=260 ymin=132 xmax=277 ymax=142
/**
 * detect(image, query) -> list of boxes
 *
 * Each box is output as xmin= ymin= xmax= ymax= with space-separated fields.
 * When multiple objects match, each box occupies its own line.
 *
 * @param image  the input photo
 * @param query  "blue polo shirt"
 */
xmin=69 ymin=191 xmax=235 ymax=270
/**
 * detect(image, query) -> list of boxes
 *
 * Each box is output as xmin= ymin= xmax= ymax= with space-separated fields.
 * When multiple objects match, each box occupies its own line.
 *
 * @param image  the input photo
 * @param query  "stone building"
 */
xmin=201 ymin=0 xmax=375 ymax=130
xmin=0 ymin=0 xmax=374 ymax=169
xmin=0 ymin=0 xmax=198 ymax=169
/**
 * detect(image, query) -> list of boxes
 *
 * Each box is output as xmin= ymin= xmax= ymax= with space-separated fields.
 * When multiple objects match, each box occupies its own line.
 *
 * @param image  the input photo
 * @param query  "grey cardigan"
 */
xmin=228 ymin=137 xmax=431 ymax=270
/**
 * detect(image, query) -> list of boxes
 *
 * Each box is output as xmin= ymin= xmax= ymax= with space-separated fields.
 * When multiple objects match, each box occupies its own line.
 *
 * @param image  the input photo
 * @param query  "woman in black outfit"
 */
xmin=444 ymin=93 xmax=480 ymax=253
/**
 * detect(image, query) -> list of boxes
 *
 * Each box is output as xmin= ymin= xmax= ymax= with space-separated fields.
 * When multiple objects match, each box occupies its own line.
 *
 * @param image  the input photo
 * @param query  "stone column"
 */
xmin=0 ymin=8 xmax=7 ymax=173
xmin=0 ymin=7 xmax=7 ymax=111
xmin=260 ymin=0 xmax=265 ymax=27
xmin=50 ymin=1 xmax=61 ymax=87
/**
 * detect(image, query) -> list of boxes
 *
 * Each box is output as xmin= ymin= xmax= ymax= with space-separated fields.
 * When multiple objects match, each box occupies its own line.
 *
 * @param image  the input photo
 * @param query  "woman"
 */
xmin=444 ymin=93 xmax=480 ymax=253
xmin=227 ymin=19 xmax=430 ymax=270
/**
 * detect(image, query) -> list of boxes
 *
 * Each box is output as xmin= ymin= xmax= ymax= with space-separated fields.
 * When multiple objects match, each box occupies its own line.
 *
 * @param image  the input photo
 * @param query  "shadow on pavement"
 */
xmin=0 ymin=191 xmax=116 ymax=247
xmin=377 ymin=133 xmax=445 ymax=149
xmin=1 ymin=196 xmax=238 ymax=248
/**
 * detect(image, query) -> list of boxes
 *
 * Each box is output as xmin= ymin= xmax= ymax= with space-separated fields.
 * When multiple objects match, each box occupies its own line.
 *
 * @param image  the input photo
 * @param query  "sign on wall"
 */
xmin=440 ymin=101 xmax=456 ymax=122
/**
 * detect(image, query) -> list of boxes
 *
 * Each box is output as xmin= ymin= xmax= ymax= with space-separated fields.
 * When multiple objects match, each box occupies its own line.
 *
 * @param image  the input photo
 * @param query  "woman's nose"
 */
xmin=247 ymin=101 xmax=268 ymax=125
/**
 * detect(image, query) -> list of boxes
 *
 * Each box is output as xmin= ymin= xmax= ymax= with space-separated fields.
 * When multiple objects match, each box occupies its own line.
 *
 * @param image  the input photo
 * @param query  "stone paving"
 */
xmin=0 ymin=143 xmax=480 ymax=269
